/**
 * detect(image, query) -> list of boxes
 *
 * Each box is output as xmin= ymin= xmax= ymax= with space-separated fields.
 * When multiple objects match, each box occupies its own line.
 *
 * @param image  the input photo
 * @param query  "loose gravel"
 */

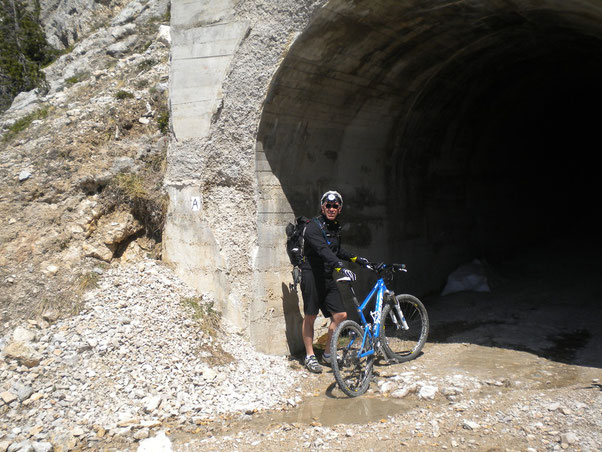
xmin=0 ymin=260 xmax=301 ymax=450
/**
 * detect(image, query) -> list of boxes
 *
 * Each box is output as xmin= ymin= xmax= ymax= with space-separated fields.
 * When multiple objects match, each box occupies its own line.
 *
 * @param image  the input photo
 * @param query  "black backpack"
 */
xmin=285 ymin=216 xmax=310 ymax=268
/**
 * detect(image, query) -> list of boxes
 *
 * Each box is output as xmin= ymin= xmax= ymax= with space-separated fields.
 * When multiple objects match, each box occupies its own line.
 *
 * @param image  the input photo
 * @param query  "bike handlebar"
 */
xmin=365 ymin=262 xmax=407 ymax=274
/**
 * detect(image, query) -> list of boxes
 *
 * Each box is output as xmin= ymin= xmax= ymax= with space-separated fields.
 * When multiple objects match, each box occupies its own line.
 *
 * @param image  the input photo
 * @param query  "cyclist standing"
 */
xmin=300 ymin=190 xmax=370 ymax=373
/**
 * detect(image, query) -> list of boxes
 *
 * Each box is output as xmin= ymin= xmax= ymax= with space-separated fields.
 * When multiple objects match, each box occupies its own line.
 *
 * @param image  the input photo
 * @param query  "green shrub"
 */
xmin=0 ymin=0 xmax=57 ymax=110
xmin=2 ymin=105 xmax=49 ymax=141
xmin=157 ymin=110 xmax=169 ymax=135
xmin=115 ymin=90 xmax=135 ymax=100
xmin=182 ymin=297 xmax=222 ymax=337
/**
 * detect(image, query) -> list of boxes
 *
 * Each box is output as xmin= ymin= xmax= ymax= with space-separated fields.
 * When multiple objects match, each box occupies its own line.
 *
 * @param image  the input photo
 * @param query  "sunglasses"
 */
xmin=324 ymin=203 xmax=340 ymax=209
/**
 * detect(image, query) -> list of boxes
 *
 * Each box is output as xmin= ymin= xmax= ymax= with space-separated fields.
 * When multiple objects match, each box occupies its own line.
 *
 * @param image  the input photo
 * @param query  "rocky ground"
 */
xmin=1 ymin=245 xmax=600 ymax=452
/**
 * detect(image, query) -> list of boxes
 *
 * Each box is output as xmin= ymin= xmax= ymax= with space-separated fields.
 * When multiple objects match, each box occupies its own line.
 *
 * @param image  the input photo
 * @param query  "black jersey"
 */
xmin=301 ymin=214 xmax=353 ymax=277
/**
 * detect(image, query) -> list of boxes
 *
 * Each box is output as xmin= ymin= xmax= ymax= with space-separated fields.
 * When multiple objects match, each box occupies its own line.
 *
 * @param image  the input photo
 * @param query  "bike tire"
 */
xmin=380 ymin=294 xmax=429 ymax=363
xmin=330 ymin=320 xmax=374 ymax=397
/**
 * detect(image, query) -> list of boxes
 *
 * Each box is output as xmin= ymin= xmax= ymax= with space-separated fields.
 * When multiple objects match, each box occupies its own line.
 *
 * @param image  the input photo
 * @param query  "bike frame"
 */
xmin=348 ymin=277 xmax=390 ymax=359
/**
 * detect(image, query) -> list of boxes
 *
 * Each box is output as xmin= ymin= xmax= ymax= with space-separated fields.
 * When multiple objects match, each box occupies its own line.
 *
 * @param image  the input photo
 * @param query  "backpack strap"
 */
xmin=313 ymin=216 xmax=340 ymax=245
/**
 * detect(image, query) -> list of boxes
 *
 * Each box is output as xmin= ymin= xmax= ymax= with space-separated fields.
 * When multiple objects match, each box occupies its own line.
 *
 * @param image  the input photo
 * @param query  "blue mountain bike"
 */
xmin=330 ymin=263 xmax=429 ymax=397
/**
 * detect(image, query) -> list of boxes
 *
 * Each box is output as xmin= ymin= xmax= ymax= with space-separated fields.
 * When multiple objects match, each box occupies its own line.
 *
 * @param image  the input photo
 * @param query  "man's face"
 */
xmin=321 ymin=201 xmax=342 ymax=221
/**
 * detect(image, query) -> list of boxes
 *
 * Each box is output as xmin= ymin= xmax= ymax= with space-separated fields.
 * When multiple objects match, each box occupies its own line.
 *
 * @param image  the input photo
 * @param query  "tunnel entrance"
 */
xmin=256 ymin=0 xmax=602 ymax=303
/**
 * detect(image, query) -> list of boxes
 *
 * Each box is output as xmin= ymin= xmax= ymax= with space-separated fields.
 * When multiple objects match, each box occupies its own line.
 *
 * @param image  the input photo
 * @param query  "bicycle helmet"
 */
xmin=320 ymin=190 xmax=343 ymax=207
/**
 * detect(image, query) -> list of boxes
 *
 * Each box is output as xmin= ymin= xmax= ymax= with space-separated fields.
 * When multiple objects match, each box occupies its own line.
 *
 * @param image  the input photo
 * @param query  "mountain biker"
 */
xmin=300 ymin=190 xmax=370 ymax=373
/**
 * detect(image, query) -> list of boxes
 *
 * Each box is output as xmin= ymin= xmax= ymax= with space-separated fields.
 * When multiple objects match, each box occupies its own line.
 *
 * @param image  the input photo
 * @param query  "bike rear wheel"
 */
xmin=330 ymin=320 xmax=373 ymax=397
xmin=380 ymin=294 xmax=429 ymax=363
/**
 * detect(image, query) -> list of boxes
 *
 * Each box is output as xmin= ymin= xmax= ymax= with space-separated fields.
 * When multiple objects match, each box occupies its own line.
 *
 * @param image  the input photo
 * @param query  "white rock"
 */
xmin=46 ymin=265 xmax=59 ymax=275
xmin=378 ymin=381 xmax=395 ymax=394
xmin=19 ymin=170 xmax=32 ymax=181
xmin=13 ymin=326 xmax=36 ymax=343
xmin=462 ymin=419 xmax=480 ymax=430
xmin=560 ymin=432 xmax=577 ymax=445
xmin=157 ymin=25 xmax=171 ymax=45
xmin=418 ymin=385 xmax=438 ymax=400
xmin=144 ymin=395 xmax=162 ymax=413
xmin=137 ymin=431 xmax=172 ymax=452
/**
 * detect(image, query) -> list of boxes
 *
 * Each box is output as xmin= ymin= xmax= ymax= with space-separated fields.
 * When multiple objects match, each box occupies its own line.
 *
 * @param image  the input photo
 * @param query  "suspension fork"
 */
xmin=390 ymin=294 xmax=410 ymax=330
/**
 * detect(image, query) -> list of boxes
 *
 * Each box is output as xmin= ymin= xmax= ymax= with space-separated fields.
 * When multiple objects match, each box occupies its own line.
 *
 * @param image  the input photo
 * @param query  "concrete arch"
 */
xmin=166 ymin=0 xmax=602 ymax=355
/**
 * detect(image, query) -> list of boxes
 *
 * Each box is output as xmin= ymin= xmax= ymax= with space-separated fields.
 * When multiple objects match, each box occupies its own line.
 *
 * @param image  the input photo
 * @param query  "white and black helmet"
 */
xmin=320 ymin=190 xmax=343 ymax=207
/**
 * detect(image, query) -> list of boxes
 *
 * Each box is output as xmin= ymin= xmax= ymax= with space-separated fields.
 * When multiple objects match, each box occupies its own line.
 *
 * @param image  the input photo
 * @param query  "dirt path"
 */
xmin=169 ymin=341 xmax=600 ymax=451
xmin=167 ymin=245 xmax=602 ymax=451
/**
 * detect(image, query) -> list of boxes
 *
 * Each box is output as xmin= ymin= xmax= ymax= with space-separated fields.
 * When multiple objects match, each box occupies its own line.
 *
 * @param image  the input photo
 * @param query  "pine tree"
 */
xmin=0 ymin=0 xmax=55 ymax=111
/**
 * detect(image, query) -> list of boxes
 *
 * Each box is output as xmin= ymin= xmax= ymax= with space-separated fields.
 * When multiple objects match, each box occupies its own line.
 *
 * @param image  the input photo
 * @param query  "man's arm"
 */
xmin=337 ymin=246 xmax=354 ymax=263
xmin=304 ymin=220 xmax=341 ymax=271
xmin=338 ymin=244 xmax=370 ymax=268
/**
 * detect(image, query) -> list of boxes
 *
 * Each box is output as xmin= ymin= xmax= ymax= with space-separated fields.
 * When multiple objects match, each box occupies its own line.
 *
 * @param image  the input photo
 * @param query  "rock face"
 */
xmin=0 ymin=0 xmax=170 ymax=331
xmin=39 ymin=0 xmax=170 ymax=49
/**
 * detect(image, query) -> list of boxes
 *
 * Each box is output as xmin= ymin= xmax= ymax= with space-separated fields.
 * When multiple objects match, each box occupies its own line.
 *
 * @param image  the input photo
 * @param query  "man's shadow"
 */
xmin=281 ymin=282 xmax=305 ymax=355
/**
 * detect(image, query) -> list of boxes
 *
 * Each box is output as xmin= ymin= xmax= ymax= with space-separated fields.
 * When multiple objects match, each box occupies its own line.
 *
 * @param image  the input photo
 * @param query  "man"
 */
xmin=300 ymin=190 xmax=369 ymax=373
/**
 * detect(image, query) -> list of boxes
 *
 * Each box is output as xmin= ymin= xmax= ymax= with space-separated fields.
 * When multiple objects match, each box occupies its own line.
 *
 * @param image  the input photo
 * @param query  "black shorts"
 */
xmin=300 ymin=270 xmax=346 ymax=317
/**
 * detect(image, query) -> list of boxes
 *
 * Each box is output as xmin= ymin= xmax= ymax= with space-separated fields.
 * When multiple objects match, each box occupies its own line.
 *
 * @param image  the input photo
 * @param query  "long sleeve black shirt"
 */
xmin=301 ymin=215 xmax=354 ymax=277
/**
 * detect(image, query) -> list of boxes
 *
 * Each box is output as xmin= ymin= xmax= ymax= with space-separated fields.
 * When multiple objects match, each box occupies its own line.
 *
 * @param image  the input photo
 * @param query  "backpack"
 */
xmin=285 ymin=216 xmax=310 ymax=268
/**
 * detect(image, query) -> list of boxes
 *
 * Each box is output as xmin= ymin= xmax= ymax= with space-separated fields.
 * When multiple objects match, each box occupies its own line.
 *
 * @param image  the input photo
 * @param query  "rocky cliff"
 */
xmin=0 ymin=0 xmax=171 ymax=333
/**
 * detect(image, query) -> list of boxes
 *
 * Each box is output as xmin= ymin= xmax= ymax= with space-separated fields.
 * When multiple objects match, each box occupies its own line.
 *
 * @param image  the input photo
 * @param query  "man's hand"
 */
xmin=352 ymin=256 xmax=370 ymax=267
xmin=334 ymin=264 xmax=356 ymax=281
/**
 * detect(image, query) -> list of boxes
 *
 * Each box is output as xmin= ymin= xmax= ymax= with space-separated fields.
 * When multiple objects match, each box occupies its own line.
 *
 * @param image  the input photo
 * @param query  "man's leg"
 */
xmin=324 ymin=311 xmax=347 ymax=355
xmin=302 ymin=314 xmax=318 ymax=357
xmin=302 ymin=314 xmax=323 ymax=373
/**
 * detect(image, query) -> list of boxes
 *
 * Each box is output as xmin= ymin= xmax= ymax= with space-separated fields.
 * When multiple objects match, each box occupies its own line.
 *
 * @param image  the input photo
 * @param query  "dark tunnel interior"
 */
xmin=257 ymin=0 xmax=602 ymax=363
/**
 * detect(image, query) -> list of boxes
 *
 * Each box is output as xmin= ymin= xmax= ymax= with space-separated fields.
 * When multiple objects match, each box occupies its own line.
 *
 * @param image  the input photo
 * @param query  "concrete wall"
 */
xmin=164 ymin=0 xmax=327 ymax=354
xmin=165 ymin=0 xmax=602 ymax=355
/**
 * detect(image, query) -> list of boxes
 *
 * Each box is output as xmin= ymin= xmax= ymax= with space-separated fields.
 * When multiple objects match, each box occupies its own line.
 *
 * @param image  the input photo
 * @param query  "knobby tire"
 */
xmin=380 ymin=294 xmax=429 ymax=363
xmin=330 ymin=320 xmax=373 ymax=397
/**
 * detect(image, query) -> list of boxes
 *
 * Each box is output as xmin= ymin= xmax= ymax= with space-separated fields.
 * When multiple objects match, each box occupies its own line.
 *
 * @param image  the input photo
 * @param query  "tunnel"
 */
xmin=256 ymin=0 xmax=602 ymax=299
xmin=252 ymin=0 xmax=602 ymax=359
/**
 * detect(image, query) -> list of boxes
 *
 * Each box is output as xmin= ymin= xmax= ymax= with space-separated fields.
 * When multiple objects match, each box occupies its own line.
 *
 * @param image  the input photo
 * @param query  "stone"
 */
xmin=144 ymin=395 xmax=162 ymax=413
xmin=2 ymin=342 xmax=42 ymax=368
xmin=71 ymin=426 xmax=85 ymax=436
xmin=7 ymin=441 xmax=33 ymax=452
xmin=111 ymin=23 xmax=137 ymax=40
xmin=157 ymin=25 xmax=171 ymax=45
xmin=42 ymin=309 xmax=60 ymax=322
xmin=31 ymin=442 xmax=53 ymax=452
xmin=391 ymin=387 xmax=412 ymax=399
xmin=418 ymin=385 xmax=438 ymax=400
xmin=14 ymin=383 xmax=33 ymax=401
xmin=462 ymin=420 xmax=480 ymax=430
xmin=137 ymin=431 xmax=172 ymax=452
xmin=45 ymin=265 xmax=59 ymax=275
xmin=134 ymin=428 xmax=150 ymax=440
xmin=13 ymin=326 xmax=36 ymax=343
xmin=19 ymin=171 xmax=32 ymax=182
xmin=96 ymin=210 xmax=144 ymax=250
xmin=106 ymin=35 xmax=139 ymax=58
xmin=0 ymin=391 xmax=18 ymax=404
xmin=560 ymin=432 xmax=577 ymax=445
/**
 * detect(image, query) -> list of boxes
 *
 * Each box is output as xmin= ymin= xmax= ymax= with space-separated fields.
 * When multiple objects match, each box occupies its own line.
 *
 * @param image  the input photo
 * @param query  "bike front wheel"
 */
xmin=380 ymin=294 xmax=429 ymax=363
xmin=330 ymin=320 xmax=374 ymax=397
